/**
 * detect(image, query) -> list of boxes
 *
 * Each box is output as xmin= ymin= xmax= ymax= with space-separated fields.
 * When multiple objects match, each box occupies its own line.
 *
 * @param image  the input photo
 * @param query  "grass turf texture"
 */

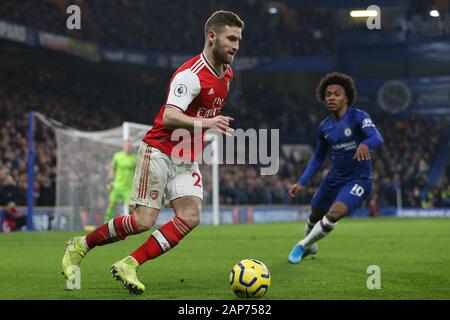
xmin=0 ymin=217 xmax=449 ymax=300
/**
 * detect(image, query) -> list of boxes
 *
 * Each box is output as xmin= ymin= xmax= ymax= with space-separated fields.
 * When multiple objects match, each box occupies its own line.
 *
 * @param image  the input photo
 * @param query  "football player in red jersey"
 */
xmin=61 ymin=10 xmax=244 ymax=294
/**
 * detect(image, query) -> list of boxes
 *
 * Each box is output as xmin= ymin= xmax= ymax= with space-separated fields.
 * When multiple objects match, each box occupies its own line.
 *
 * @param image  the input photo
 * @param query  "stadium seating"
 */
xmin=0 ymin=0 xmax=335 ymax=56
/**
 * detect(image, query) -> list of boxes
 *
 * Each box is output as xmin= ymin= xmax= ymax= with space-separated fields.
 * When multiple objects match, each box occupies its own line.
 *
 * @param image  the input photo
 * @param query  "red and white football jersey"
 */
xmin=143 ymin=53 xmax=233 ymax=160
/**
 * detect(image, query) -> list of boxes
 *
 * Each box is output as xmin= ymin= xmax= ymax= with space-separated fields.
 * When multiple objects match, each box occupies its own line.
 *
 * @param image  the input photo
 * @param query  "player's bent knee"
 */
xmin=136 ymin=220 xmax=153 ymax=232
xmin=177 ymin=210 xmax=200 ymax=229
xmin=171 ymin=196 xmax=202 ymax=229
xmin=325 ymin=212 xmax=340 ymax=223
xmin=326 ymin=201 xmax=350 ymax=222
xmin=134 ymin=206 xmax=159 ymax=232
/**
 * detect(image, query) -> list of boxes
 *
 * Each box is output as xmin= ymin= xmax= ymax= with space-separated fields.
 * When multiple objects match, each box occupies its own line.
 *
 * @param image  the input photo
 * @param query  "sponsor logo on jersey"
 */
xmin=332 ymin=140 xmax=357 ymax=151
xmin=213 ymin=97 xmax=225 ymax=107
xmin=197 ymin=107 xmax=222 ymax=118
xmin=344 ymin=128 xmax=352 ymax=137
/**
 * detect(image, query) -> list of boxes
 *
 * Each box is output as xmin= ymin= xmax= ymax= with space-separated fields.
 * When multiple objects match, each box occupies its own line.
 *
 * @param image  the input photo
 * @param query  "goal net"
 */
xmin=35 ymin=113 xmax=151 ymax=229
xmin=35 ymin=113 xmax=217 ymax=230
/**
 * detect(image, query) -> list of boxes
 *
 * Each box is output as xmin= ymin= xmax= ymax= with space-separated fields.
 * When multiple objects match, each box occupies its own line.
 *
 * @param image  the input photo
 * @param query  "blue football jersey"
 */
xmin=298 ymin=108 xmax=384 ymax=185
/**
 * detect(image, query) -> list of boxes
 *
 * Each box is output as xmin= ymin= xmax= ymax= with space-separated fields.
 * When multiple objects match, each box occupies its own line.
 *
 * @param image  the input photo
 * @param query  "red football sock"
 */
xmin=131 ymin=216 xmax=192 ymax=265
xmin=85 ymin=215 xmax=139 ymax=248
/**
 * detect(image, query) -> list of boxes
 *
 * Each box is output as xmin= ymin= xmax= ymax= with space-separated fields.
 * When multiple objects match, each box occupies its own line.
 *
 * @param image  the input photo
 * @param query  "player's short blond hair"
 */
xmin=204 ymin=10 xmax=244 ymax=36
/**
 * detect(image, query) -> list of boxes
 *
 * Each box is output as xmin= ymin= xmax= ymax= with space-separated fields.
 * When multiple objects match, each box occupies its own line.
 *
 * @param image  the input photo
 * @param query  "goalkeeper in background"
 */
xmin=104 ymin=140 xmax=136 ymax=223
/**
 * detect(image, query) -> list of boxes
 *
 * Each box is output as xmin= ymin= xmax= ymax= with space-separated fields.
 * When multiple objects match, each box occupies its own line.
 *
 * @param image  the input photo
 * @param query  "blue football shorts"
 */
xmin=311 ymin=178 xmax=372 ymax=214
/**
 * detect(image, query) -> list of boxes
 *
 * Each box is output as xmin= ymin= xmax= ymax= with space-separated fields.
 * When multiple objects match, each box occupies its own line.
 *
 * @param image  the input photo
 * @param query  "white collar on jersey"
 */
xmin=201 ymin=52 xmax=228 ymax=79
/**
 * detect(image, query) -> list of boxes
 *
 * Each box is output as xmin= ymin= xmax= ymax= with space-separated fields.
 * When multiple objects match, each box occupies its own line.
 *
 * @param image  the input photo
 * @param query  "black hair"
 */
xmin=315 ymin=72 xmax=357 ymax=106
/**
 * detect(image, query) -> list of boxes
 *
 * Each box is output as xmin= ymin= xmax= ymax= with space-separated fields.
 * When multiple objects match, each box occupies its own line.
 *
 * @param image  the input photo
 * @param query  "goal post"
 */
xmin=27 ymin=111 xmax=35 ymax=231
xmin=122 ymin=121 xmax=152 ymax=142
xmin=207 ymin=133 xmax=220 ymax=226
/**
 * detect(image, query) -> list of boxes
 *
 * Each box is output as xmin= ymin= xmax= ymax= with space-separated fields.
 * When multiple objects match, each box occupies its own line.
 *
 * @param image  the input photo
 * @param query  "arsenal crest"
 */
xmin=151 ymin=190 xmax=159 ymax=200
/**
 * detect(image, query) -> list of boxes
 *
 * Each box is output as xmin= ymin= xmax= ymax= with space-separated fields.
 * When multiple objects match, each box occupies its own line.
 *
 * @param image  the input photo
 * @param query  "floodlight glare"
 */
xmin=429 ymin=10 xmax=440 ymax=17
xmin=350 ymin=10 xmax=378 ymax=18
xmin=268 ymin=7 xmax=278 ymax=14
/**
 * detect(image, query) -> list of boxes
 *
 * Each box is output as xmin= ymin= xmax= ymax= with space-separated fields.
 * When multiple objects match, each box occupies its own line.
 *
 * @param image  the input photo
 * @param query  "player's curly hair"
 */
xmin=315 ymin=72 xmax=357 ymax=106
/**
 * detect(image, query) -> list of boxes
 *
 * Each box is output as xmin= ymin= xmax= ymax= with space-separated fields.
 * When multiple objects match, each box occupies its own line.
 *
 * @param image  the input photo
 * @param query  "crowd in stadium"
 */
xmin=2 ymin=0 xmax=448 ymax=59
xmin=0 ymin=0 xmax=335 ymax=56
xmin=1 ymin=67 xmax=449 ymax=211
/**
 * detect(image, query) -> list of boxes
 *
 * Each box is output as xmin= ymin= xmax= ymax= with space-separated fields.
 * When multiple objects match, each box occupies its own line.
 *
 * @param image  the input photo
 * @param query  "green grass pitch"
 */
xmin=1 ymin=217 xmax=449 ymax=300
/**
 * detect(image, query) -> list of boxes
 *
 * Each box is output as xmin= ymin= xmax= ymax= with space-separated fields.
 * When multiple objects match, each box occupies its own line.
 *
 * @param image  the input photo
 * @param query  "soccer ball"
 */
xmin=229 ymin=259 xmax=271 ymax=298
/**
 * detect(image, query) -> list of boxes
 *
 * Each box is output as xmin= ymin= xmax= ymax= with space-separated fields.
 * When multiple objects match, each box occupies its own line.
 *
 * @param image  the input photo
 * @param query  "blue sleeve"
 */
xmin=297 ymin=130 xmax=328 ymax=186
xmin=358 ymin=112 xmax=384 ymax=149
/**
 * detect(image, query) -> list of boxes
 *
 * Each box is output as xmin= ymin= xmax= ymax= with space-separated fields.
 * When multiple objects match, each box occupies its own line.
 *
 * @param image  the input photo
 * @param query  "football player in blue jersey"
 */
xmin=288 ymin=72 xmax=384 ymax=264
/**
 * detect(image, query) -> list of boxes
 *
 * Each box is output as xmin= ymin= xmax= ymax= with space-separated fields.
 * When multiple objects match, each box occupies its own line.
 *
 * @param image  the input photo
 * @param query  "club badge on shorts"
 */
xmin=151 ymin=190 xmax=159 ymax=200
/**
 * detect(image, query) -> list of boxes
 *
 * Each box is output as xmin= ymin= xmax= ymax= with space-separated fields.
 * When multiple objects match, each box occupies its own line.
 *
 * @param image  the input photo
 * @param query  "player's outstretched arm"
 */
xmin=163 ymin=107 xmax=234 ymax=136
xmin=360 ymin=131 xmax=384 ymax=150
xmin=296 ymin=131 xmax=329 ymax=187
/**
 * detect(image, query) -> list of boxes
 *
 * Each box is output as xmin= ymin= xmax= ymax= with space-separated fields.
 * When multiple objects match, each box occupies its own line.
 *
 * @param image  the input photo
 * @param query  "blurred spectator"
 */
xmin=368 ymin=194 xmax=380 ymax=217
xmin=441 ymin=184 xmax=450 ymax=207
xmin=422 ymin=187 xmax=444 ymax=208
xmin=1 ymin=201 xmax=27 ymax=232
xmin=0 ymin=174 xmax=24 ymax=205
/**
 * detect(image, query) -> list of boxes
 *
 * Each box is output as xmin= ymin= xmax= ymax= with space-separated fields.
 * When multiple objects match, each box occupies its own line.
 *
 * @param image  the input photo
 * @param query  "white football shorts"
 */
xmin=130 ymin=142 xmax=203 ymax=209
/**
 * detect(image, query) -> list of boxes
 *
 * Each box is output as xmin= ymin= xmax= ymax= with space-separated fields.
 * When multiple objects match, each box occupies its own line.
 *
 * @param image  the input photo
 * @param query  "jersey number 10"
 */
xmin=350 ymin=184 xmax=365 ymax=197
